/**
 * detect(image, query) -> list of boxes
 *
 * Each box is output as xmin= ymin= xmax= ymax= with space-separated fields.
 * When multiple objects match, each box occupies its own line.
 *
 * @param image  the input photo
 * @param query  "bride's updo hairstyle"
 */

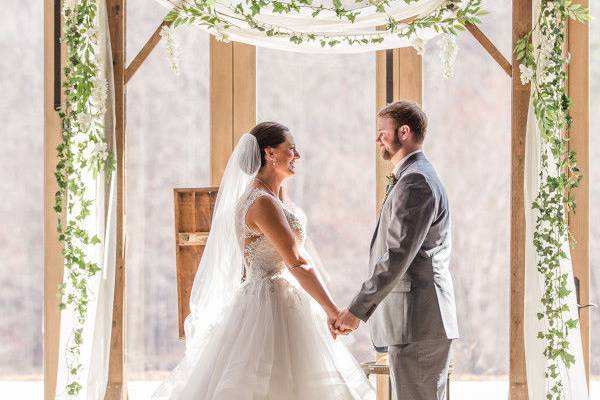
xmin=249 ymin=121 xmax=290 ymax=169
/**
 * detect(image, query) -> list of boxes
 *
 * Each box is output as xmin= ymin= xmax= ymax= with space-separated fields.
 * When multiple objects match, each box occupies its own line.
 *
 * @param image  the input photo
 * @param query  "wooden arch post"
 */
xmin=510 ymin=0 xmax=531 ymax=399
xmin=43 ymin=0 xmax=65 ymax=398
xmin=105 ymin=0 xmax=126 ymax=398
xmin=567 ymin=0 xmax=590 ymax=384
xmin=210 ymin=38 xmax=257 ymax=185
xmin=375 ymin=48 xmax=423 ymax=206
xmin=374 ymin=47 xmax=422 ymax=400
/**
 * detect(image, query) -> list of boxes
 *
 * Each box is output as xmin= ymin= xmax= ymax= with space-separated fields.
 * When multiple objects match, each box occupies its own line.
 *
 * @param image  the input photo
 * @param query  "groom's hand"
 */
xmin=333 ymin=308 xmax=360 ymax=334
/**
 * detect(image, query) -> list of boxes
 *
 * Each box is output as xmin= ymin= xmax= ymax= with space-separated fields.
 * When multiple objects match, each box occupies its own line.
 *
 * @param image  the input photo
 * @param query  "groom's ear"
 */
xmin=397 ymin=124 xmax=411 ymax=142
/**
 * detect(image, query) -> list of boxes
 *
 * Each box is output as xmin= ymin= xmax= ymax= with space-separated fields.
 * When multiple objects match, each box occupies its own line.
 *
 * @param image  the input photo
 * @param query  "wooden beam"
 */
xmin=466 ymin=22 xmax=512 ymax=78
xmin=105 ymin=0 xmax=127 ymax=398
xmin=44 ymin=0 xmax=64 ymax=398
xmin=510 ymin=0 xmax=531 ymax=399
xmin=210 ymin=38 xmax=256 ymax=185
xmin=373 ymin=50 xmax=393 ymax=206
xmin=392 ymin=48 xmax=422 ymax=104
xmin=124 ymin=19 xmax=172 ymax=84
xmin=178 ymin=232 xmax=210 ymax=246
xmin=232 ymin=42 xmax=257 ymax=142
xmin=375 ymin=48 xmax=388 ymax=207
xmin=210 ymin=37 xmax=234 ymax=185
xmin=375 ymin=47 xmax=422 ymax=206
xmin=375 ymin=353 xmax=390 ymax=400
xmin=567 ymin=0 xmax=590 ymax=385
xmin=374 ymin=47 xmax=422 ymax=400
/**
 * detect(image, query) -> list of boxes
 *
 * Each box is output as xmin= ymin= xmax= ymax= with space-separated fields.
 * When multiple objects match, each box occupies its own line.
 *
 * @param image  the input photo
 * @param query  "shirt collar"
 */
xmin=392 ymin=149 xmax=423 ymax=176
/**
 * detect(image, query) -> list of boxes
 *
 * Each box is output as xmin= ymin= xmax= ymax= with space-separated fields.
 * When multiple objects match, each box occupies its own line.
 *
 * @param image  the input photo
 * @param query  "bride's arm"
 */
xmin=247 ymin=196 xmax=339 ymax=319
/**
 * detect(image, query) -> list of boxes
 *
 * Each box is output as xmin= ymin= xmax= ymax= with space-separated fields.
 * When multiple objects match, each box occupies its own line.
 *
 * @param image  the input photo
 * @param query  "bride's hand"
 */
xmin=326 ymin=307 xmax=340 ymax=340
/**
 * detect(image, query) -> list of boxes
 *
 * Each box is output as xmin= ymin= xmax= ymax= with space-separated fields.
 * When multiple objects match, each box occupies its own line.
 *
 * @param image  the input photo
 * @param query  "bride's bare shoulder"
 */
xmin=246 ymin=191 xmax=286 ymax=227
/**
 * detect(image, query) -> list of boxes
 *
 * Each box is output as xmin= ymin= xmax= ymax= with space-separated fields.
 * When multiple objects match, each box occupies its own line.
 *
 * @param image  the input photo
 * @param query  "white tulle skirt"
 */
xmin=152 ymin=271 xmax=375 ymax=400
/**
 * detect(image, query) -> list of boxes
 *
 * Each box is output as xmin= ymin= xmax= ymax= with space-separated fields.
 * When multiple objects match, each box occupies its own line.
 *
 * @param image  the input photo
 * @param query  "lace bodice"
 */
xmin=235 ymin=187 xmax=306 ymax=282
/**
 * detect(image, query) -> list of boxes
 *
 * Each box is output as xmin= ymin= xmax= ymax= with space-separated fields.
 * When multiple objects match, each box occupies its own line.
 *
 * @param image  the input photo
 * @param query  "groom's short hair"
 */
xmin=378 ymin=101 xmax=427 ymax=144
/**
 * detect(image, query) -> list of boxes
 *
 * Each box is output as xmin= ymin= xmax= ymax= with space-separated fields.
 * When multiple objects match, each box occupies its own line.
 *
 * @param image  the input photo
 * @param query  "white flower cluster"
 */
xmin=77 ymin=112 xmax=95 ymax=132
xmin=537 ymin=17 xmax=559 ymax=86
xmin=92 ymin=77 xmax=108 ymax=116
xmin=409 ymin=36 xmax=426 ymax=55
xmin=160 ymin=25 xmax=181 ymax=75
xmin=212 ymin=21 xmax=231 ymax=43
xmin=519 ymin=63 xmax=534 ymax=85
xmin=91 ymin=142 xmax=109 ymax=161
xmin=439 ymin=34 xmax=457 ymax=79
xmin=62 ymin=0 xmax=77 ymax=13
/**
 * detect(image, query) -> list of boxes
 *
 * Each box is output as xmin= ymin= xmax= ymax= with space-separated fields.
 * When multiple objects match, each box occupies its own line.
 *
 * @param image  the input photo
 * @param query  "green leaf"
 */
xmin=537 ymin=331 xmax=545 ymax=339
xmin=565 ymin=319 xmax=578 ymax=329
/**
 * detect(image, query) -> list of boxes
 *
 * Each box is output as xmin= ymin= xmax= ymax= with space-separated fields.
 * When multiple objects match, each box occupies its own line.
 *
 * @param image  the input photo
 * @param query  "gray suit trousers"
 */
xmin=388 ymin=339 xmax=452 ymax=400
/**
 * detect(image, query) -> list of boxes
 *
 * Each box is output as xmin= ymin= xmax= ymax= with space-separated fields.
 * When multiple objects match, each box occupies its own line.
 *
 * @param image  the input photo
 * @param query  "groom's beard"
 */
xmin=381 ymin=137 xmax=402 ymax=160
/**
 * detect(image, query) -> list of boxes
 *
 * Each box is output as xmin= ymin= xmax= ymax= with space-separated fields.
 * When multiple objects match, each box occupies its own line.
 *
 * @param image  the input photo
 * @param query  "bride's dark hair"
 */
xmin=249 ymin=121 xmax=290 ymax=167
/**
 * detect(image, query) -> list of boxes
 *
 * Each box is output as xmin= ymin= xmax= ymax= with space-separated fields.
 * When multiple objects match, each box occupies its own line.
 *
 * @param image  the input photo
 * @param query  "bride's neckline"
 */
xmin=254 ymin=178 xmax=280 ymax=199
xmin=251 ymin=183 xmax=290 ymax=210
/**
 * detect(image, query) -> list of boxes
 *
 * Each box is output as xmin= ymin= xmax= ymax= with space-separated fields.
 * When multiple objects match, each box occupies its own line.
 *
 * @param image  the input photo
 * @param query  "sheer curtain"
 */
xmin=153 ymin=0 xmax=446 ymax=53
xmin=55 ymin=0 xmax=118 ymax=398
xmin=523 ymin=2 xmax=588 ymax=398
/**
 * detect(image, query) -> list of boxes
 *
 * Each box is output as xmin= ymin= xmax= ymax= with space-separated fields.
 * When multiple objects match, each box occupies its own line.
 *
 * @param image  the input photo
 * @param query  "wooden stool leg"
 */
xmin=376 ymin=352 xmax=390 ymax=400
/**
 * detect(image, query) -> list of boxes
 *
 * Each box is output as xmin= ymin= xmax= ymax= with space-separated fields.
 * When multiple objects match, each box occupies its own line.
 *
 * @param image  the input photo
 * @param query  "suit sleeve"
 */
xmin=348 ymin=173 xmax=436 ymax=322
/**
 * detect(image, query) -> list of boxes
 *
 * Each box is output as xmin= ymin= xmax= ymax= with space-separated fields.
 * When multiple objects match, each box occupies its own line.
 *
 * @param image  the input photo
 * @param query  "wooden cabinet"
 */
xmin=173 ymin=187 xmax=218 ymax=338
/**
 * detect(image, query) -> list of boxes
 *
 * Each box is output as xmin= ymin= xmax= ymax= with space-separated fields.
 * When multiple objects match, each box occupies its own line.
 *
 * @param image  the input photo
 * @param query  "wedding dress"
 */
xmin=152 ymin=134 xmax=374 ymax=400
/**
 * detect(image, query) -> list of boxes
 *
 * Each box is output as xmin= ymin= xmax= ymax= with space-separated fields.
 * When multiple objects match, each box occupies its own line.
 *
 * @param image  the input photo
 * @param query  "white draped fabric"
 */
xmin=55 ymin=1 xmax=118 ymax=398
xmin=523 ymin=2 xmax=588 ymax=399
xmin=154 ymin=0 xmax=447 ymax=53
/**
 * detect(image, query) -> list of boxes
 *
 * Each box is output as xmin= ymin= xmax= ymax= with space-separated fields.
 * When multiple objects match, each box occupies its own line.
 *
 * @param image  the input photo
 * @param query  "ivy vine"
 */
xmin=515 ymin=1 xmax=589 ymax=398
xmin=164 ymin=0 xmax=485 ymax=48
xmin=56 ymin=0 xmax=114 ymax=395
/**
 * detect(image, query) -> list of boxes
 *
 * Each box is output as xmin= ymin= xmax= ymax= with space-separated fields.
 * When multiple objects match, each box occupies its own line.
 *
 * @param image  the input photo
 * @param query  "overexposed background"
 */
xmin=1 ymin=0 xmax=598 ymax=398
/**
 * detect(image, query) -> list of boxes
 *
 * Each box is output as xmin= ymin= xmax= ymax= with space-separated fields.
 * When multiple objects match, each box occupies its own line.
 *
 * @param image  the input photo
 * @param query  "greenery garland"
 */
xmin=164 ymin=0 xmax=485 ymax=48
xmin=515 ymin=0 xmax=589 ymax=398
xmin=56 ymin=0 xmax=114 ymax=395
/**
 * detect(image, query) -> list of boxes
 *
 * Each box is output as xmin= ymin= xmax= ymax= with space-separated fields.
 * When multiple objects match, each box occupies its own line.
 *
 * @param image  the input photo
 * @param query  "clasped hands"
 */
xmin=327 ymin=308 xmax=360 ymax=339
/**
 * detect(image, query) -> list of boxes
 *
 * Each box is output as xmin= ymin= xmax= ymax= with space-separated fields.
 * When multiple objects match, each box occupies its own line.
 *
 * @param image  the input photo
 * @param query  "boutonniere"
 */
xmin=385 ymin=173 xmax=398 ymax=193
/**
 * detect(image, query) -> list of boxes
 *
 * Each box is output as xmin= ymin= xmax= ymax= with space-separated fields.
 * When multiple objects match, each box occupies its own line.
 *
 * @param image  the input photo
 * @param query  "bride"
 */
xmin=152 ymin=122 xmax=375 ymax=399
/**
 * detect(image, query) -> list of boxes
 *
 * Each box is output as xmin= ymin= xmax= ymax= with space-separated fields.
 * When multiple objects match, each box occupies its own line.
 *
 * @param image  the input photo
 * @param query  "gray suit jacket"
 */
xmin=349 ymin=152 xmax=459 ymax=347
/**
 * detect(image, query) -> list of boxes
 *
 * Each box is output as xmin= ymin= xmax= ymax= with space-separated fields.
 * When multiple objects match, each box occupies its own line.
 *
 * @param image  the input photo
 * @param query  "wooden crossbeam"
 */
xmin=178 ymin=232 xmax=209 ymax=246
xmin=124 ymin=19 xmax=172 ymax=84
xmin=466 ymin=22 xmax=512 ymax=77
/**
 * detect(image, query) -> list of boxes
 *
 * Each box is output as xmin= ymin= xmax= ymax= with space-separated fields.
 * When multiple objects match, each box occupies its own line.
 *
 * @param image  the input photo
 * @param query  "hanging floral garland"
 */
xmin=56 ymin=0 xmax=113 ymax=395
xmin=160 ymin=0 xmax=484 ymax=76
xmin=164 ymin=0 xmax=483 ymax=45
xmin=515 ymin=0 xmax=589 ymax=399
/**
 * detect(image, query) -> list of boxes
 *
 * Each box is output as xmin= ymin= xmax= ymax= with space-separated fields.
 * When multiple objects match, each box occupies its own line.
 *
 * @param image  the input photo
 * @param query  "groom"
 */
xmin=332 ymin=101 xmax=459 ymax=400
